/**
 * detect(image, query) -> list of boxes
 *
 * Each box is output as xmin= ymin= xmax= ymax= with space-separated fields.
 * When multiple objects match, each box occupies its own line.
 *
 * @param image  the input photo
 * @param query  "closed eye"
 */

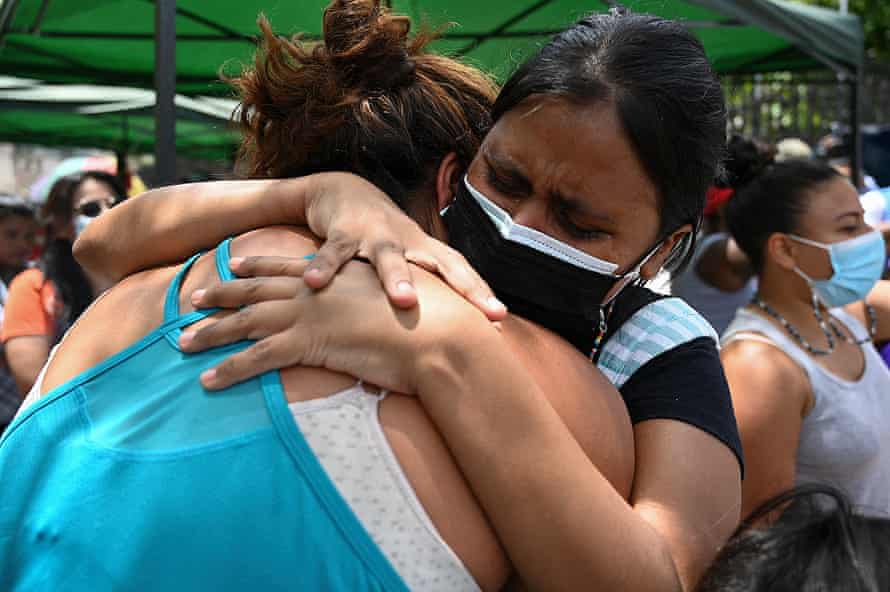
xmin=554 ymin=206 xmax=609 ymax=241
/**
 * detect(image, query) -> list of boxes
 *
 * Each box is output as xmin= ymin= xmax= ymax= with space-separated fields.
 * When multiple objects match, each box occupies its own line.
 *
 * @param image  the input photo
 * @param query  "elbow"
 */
xmin=72 ymin=233 xmax=99 ymax=272
xmin=73 ymin=233 xmax=122 ymax=284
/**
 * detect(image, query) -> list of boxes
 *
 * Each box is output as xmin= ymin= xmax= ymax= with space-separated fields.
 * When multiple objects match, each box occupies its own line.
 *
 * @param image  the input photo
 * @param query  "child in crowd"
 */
xmin=0 ymin=195 xmax=35 ymax=433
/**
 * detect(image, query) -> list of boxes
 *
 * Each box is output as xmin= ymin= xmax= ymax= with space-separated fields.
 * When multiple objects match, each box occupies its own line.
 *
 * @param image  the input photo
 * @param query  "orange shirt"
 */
xmin=1 ymin=269 xmax=62 ymax=342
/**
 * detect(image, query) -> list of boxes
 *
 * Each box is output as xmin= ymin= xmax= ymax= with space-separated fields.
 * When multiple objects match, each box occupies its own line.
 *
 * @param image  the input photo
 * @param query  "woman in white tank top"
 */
xmin=720 ymin=158 xmax=890 ymax=519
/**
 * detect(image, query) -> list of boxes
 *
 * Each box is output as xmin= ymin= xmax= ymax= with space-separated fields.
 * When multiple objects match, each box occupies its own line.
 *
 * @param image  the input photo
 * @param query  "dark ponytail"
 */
xmin=720 ymin=135 xmax=777 ymax=190
xmin=725 ymin=160 xmax=841 ymax=272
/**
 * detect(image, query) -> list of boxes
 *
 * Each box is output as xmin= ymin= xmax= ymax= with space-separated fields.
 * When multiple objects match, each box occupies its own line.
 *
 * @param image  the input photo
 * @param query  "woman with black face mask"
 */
xmin=75 ymin=7 xmax=740 ymax=591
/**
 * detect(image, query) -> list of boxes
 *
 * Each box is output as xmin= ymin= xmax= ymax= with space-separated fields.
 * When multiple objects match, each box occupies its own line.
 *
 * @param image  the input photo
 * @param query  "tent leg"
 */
xmin=849 ymin=73 xmax=863 ymax=190
xmin=155 ymin=0 xmax=177 ymax=187
xmin=116 ymin=150 xmax=129 ymax=194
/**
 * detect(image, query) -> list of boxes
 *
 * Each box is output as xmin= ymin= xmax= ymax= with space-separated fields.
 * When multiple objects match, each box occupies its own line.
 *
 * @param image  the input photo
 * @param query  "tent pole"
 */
xmin=116 ymin=115 xmax=130 ymax=194
xmin=0 ymin=0 xmax=22 ymax=47
xmin=849 ymin=71 xmax=863 ymax=190
xmin=154 ymin=0 xmax=177 ymax=187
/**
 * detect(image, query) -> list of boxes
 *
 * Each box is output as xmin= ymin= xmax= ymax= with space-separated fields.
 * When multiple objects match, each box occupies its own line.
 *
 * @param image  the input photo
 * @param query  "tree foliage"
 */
xmin=792 ymin=0 xmax=890 ymax=60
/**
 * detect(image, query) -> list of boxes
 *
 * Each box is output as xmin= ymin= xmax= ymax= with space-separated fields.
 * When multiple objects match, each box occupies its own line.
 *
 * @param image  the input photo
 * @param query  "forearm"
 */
xmin=416 ymin=330 xmax=681 ymax=592
xmin=74 ymin=178 xmax=314 ymax=282
xmin=6 ymin=343 xmax=49 ymax=395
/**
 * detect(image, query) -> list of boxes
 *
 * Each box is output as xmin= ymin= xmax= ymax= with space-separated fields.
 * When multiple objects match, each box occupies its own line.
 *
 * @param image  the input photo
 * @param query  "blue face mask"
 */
xmin=790 ymin=230 xmax=887 ymax=308
xmin=74 ymin=214 xmax=93 ymax=238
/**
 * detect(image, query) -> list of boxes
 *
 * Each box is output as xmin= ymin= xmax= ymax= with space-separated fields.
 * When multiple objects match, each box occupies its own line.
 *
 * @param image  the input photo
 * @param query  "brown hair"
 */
xmin=231 ymin=0 xmax=497 ymax=222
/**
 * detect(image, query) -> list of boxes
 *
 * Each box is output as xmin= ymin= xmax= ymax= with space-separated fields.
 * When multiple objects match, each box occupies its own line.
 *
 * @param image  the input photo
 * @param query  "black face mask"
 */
xmin=443 ymin=179 xmax=657 ymax=356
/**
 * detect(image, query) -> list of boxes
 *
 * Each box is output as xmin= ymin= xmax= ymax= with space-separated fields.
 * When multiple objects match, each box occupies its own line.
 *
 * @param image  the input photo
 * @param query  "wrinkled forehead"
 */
xmin=483 ymin=96 xmax=660 ymax=233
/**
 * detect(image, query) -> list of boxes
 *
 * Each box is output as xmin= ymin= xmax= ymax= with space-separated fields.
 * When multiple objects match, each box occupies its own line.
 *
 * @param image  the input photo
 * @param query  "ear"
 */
xmin=766 ymin=232 xmax=799 ymax=272
xmin=435 ymin=152 xmax=462 ymax=212
xmin=639 ymin=223 xmax=692 ymax=280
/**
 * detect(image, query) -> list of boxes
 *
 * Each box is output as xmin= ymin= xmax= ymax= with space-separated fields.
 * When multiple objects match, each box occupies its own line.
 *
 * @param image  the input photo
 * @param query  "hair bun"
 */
xmin=723 ymin=135 xmax=776 ymax=189
xmin=323 ymin=0 xmax=416 ymax=92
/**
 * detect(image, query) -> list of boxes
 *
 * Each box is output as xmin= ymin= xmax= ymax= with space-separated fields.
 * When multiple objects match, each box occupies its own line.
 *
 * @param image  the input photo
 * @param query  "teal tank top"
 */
xmin=0 ymin=239 xmax=410 ymax=592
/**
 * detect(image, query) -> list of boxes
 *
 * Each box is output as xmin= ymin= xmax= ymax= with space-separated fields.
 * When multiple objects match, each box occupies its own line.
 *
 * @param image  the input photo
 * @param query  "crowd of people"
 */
xmin=0 ymin=1 xmax=889 ymax=590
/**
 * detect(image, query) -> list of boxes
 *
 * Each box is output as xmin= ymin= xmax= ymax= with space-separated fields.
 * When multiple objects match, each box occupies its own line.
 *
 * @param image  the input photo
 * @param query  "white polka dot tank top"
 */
xmin=289 ymin=386 xmax=480 ymax=591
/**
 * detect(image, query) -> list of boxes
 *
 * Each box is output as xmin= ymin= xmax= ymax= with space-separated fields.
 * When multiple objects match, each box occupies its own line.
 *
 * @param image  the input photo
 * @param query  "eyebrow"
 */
xmin=482 ymin=148 xmax=534 ymax=195
xmin=835 ymin=211 xmax=864 ymax=222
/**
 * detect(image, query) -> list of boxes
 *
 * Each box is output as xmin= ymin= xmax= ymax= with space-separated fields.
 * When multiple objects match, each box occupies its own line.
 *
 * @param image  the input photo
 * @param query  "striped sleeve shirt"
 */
xmin=598 ymin=297 xmax=743 ymax=472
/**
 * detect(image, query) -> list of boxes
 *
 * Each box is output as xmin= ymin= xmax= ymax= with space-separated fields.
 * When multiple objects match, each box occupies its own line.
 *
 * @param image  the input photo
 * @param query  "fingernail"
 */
xmin=229 ymin=257 xmax=244 ymax=270
xmin=396 ymin=281 xmax=414 ymax=294
xmin=191 ymin=289 xmax=206 ymax=305
xmin=179 ymin=330 xmax=194 ymax=348
xmin=486 ymin=296 xmax=506 ymax=313
xmin=303 ymin=253 xmax=316 ymax=260
xmin=201 ymin=368 xmax=217 ymax=386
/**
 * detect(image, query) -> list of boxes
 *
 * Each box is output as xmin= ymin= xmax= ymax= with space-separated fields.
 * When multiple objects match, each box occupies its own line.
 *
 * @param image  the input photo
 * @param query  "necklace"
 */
xmin=589 ymin=301 xmax=615 ymax=363
xmin=752 ymin=294 xmax=877 ymax=356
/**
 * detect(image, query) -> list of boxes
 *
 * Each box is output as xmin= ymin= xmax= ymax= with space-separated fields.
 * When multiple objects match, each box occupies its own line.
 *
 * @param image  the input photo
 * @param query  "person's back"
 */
xmin=1 ymin=226 xmax=632 ymax=591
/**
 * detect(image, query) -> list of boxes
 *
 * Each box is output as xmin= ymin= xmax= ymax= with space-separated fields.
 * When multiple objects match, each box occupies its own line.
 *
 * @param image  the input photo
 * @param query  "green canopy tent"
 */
xmin=0 ymin=78 xmax=240 ymax=160
xmin=0 ymin=0 xmax=864 ymax=182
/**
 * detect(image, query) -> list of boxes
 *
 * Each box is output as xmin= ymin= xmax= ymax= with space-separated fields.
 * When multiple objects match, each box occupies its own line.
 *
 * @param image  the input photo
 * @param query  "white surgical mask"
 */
xmin=463 ymin=176 xmax=660 ymax=284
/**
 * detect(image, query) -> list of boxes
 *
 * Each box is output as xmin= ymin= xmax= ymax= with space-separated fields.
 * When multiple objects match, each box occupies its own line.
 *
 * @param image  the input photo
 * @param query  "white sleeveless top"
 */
xmin=723 ymin=307 xmax=890 ymax=517
xmin=289 ymin=387 xmax=480 ymax=591
xmin=671 ymin=233 xmax=756 ymax=336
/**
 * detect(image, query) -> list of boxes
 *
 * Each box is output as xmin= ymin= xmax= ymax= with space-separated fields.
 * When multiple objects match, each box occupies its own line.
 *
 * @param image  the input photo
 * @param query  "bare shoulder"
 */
xmin=403 ymin=265 xmax=635 ymax=495
xmin=42 ymin=266 xmax=177 ymax=392
xmin=721 ymin=335 xmax=813 ymax=417
xmin=721 ymin=336 xmax=806 ymax=382
xmin=229 ymin=226 xmax=321 ymax=259
xmin=501 ymin=316 xmax=635 ymax=498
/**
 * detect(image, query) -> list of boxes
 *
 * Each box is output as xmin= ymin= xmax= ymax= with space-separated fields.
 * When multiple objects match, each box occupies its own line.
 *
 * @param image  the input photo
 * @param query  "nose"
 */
xmin=510 ymin=199 xmax=549 ymax=232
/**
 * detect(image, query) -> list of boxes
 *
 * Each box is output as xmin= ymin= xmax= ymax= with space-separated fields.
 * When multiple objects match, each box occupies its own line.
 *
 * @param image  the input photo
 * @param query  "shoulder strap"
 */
xmin=163 ymin=238 xmax=236 ymax=323
xmin=162 ymin=252 xmax=205 ymax=322
xmin=214 ymin=237 xmax=236 ymax=283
